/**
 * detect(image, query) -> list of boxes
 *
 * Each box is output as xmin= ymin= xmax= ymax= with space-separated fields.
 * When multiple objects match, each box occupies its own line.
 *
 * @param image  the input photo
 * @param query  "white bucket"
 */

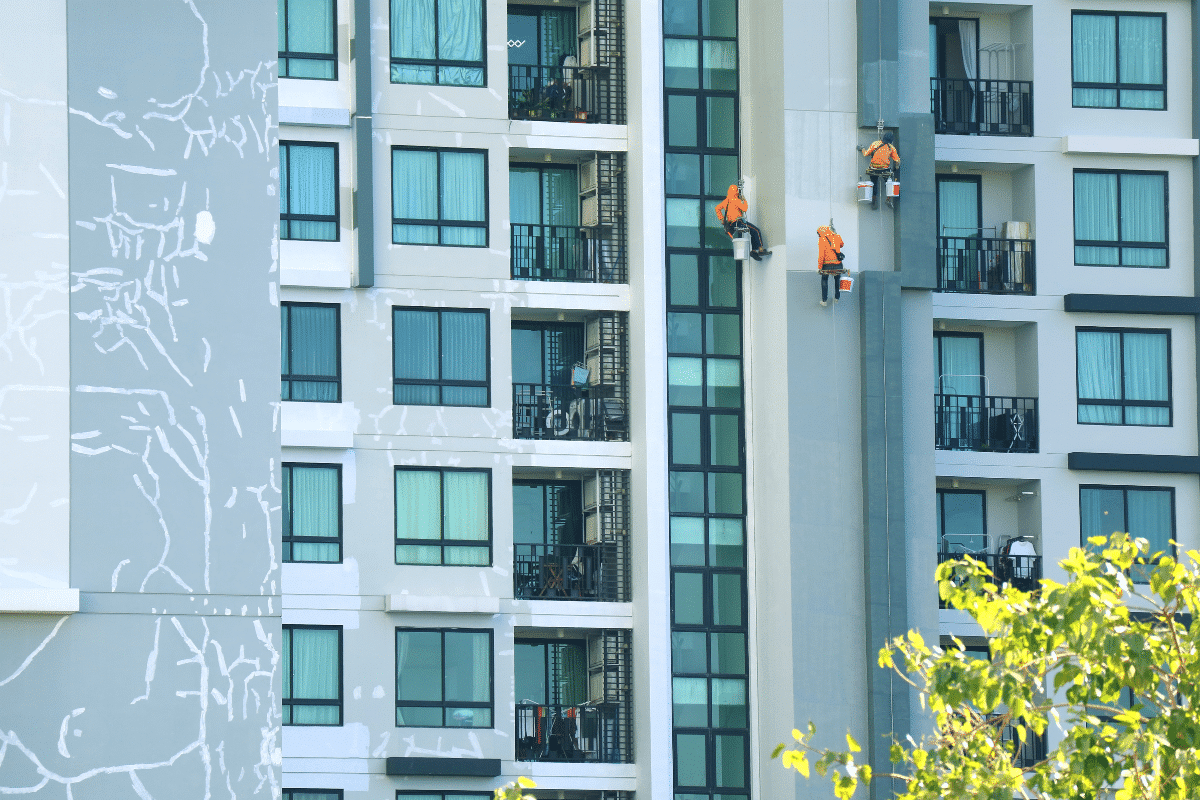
xmin=838 ymin=274 xmax=854 ymax=294
xmin=857 ymin=181 xmax=874 ymax=203
xmin=885 ymin=179 xmax=900 ymax=198
xmin=732 ymin=235 xmax=750 ymax=261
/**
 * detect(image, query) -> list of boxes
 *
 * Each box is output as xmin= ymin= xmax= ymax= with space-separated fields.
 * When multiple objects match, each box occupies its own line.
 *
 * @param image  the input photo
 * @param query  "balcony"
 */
xmin=509 ymin=64 xmax=609 ymax=123
xmin=513 ymin=385 xmax=627 ymax=441
xmin=931 ymin=78 xmax=1033 ymax=136
xmin=516 ymin=703 xmax=624 ymax=762
xmin=937 ymin=550 xmax=1043 ymax=595
xmin=935 ymin=395 xmax=1038 ymax=453
xmin=997 ymin=718 xmax=1046 ymax=768
xmin=515 ymin=542 xmax=624 ymax=601
xmin=511 ymin=224 xmax=624 ymax=283
xmin=937 ymin=236 xmax=1035 ymax=295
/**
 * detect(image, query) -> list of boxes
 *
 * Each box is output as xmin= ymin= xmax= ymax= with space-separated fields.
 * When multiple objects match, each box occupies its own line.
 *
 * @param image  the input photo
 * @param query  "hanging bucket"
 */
xmin=732 ymin=234 xmax=750 ymax=261
xmin=838 ymin=274 xmax=854 ymax=294
xmin=884 ymin=179 xmax=900 ymax=199
xmin=857 ymin=181 xmax=874 ymax=203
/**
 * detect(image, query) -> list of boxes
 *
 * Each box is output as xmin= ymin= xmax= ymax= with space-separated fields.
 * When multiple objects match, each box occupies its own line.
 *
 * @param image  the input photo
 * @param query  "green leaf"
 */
xmin=771 ymin=743 xmax=785 ymax=759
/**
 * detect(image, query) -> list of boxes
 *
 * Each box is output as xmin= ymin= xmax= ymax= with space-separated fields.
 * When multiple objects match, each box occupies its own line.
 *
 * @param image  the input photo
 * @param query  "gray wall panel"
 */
xmin=0 ymin=1 xmax=281 ymax=796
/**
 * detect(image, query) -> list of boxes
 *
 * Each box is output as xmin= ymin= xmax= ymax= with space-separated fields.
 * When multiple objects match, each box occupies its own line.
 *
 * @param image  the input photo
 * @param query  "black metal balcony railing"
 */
xmin=510 ymin=64 xmax=605 ymax=123
xmin=937 ymin=237 xmax=1035 ymax=295
xmin=937 ymin=551 xmax=1043 ymax=595
xmin=995 ymin=717 xmax=1047 ymax=768
xmin=931 ymin=77 xmax=1033 ymax=136
xmin=514 ymin=383 xmax=627 ymax=442
xmin=511 ymin=224 xmax=616 ymax=283
xmin=516 ymin=703 xmax=623 ymax=763
xmin=935 ymin=394 xmax=1038 ymax=453
xmin=514 ymin=542 xmax=620 ymax=601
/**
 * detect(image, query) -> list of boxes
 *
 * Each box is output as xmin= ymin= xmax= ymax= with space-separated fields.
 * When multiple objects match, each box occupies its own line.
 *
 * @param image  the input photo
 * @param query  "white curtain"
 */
xmin=439 ymin=310 xmax=487 ymax=406
xmin=1076 ymin=330 xmax=1122 ymax=423
xmin=440 ymin=151 xmax=486 ymax=246
xmin=1119 ymin=173 xmax=1166 ymax=267
xmin=937 ymin=335 xmax=982 ymax=396
xmin=437 ymin=0 xmax=483 ymax=85
xmin=1122 ymin=332 xmax=1169 ymax=425
xmin=1072 ymin=14 xmax=1117 ymax=107
xmin=395 ymin=469 xmax=441 ymax=564
xmin=391 ymin=0 xmax=435 ymax=84
xmin=288 ymin=465 xmax=339 ymax=562
xmin=509 ymin=167 xmax=541 ymax=225
xmin=392 ymin=150 xmax=439 ymax=244
xmin=443 ymin=470 xmax=490 ymax=565
xmin=1127 ymin=489 xmax=1172 ymax=581
xmin=958 ymin=21 xmax=977 ymax=81
xmin=285 ymin=144 xmax=336 ymax=241
xmin=1074 ymin=172 xmax=1119 ymax=265
xmin=287 ymin=628 xmax=340 ymax=724
xmin=1118 ymin=15 xmax=1164 ymax=109
xmin=392 ymin=309 xmax=439 ymax=405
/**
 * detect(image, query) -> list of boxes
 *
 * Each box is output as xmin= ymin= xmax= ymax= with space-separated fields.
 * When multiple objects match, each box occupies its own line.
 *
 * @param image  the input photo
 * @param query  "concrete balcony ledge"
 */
xmin=505 ymin=600 xmax=633 ymax=629
xmin=279 ymin=240 xmax=352 ymax=289
xmin=279 ymin=105 xmax=351 ymax=128
xmin=281 ymin=401 xmax=358 ymax=449
xmin=0 ymin=587 xmax=79 ymax=614
xmin=939 ymin=608 xmax=984 ymax=639
xmin=504 ymin=760 xmax=636 ymax=784
xmin=385 ymin=594 xmax=500 ymax=614
xmin=1062 ymin=135 xmax=1199 ymax=157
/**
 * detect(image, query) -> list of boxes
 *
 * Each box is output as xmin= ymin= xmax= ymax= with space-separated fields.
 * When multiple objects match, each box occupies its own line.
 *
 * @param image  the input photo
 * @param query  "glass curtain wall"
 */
xmin=664 ymin=0 xmax=749 ymax=798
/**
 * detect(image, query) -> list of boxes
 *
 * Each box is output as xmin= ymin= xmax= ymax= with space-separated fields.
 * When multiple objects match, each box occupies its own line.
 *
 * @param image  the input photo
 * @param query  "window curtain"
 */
xmin=440 ymin=151 xmax=486 ymax=245
xmin=285 ymin=0 xmax=335 ymax=79
xmin=442 ymin=471 xmax=489 ymax=565
xmin=1127 ymin=489 xmax=1172 ymax=581
xmin=444 ymin=631 xmax=490 ymax=726
xmin=288 ymin=466 xmax=339 ymax=562
xmin=543 ymin=167 xmax=579 ymax=226
xmin=936 ymin=336 xmax=982 ymax=396
xmin=937 ymin=179 xmax=979 ymax=237
xmin=509 ymin=167 xmax=541 ymax=225
xmin=939 ymin=492 xmax=986 ymax=553
xmin=957 ymin=21 xmax=977 ymax=81
xmin=439 ymin=310 xmax=487 ymax=405
xmin=1072 ymin=14 xmax=1117 ymax=107
xmin=1080 ymin=487 xmax=1125 ymax=544
xmin=396 ymin=630 xmax=442 ymax=726
xmin=1074 ymin=172 xmax=1119 ymax=265
xmin=396 ymin=470 xmax=442 ymax=564
xmin=287 ymin=305 xmax=337 ymax=401
xmin=280 ymin=306 xmax=290 ymax=394
xmin=702 ymin=40 xmax=737 ymax=91
xmin=711 ymin=677 xmax=747 ymax=726
xmin=287 ymin=145 xmax=336 ymax=240
xmin=1122 ymin=332 xmax=1169 ymax=425
xmin=555 ymin=642 xmax=587 ymax=706
xmin=540 ymin=8 xmax=576 ymax=67
xmin=672 ymin=676 xmax=707 ymax=724
xmin=392 ymin=150 xmax=439 ymax=244
xmin=288 ymin=628 xmax=339 ymax=724
xmin=1119 ymin=173 xmax=1166 ymax=266
xmin=391 ymin=0 xmax=436 ymax=83
xmin=1077 ymin=330 xmax=1122 ymax=423
xmin=393 ymin=309 xmax=439 ymax=404
xmin=1118 ymin=16 xmax=1164 ymax=109
xmin=437 ymin=0 xmax=483 ymax=85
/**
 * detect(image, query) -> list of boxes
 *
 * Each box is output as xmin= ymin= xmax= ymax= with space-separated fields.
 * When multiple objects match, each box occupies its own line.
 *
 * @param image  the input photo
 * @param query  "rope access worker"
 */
xmin=860 ymin=131 xmax=900 ymax=209
xmin=817 ymin=225 xmax=845 ymax=306
xmin=715 ymin=184 xmax=769 ymax=261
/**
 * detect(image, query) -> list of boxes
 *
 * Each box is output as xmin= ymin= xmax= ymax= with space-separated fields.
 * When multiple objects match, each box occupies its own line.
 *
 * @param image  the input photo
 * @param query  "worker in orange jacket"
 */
xmin=861 ymin=131 xmax=900 ymax=209
xmin=817 ymin=225 xmax=845 ymax=305
xmin=715 ymin=184 xmax=768 ymax=260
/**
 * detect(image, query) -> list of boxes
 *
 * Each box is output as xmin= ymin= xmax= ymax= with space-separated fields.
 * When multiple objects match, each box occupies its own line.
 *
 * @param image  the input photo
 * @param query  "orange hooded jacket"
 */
xmin=714 ymin=185 xmax=746 ymax=228
xmin=863 ymin=140 xmax=900 ymax=171
xmin=817 ymin=226 xmax=844 ymax=270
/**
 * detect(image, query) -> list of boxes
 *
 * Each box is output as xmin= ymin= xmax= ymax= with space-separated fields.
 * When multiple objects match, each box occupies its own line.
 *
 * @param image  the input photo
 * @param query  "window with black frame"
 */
xmin=395 ymin=467 xmax=490 ymax=566
xmin=285 ymin=792 xmax=342 ymax=800
xmin=397 ymin=794 xmax=490 ymax=800
xmin=392 ymin=147 xmax=488 ymax=246
xmin=283 ymin=626 xmax=342 ymax=725
xmin=390 ymin=0 xmax=485 ymax=86
xmin=396 ymin=628 xmax=492 ymax=728
xmin=1080 ymin=485 xmax=1174 ymax=583
xmin=937 ymin=489 xmax=987 ymax=556
xmin=512 ymin=480 xmax=591 ymax=598
xmin=507 ymin=5 xmax=579 ymax=120
xmin=1076 ymin=328 xmax=1170 ymax=426
xmin=393 ymin=307 xmax=489 ymax=406
xmin=1074 ymin=170 xmax=1167 ymax=267
xmin=509 ymin=164 xmax=582 ymax=280
xmin=281 ymin=303 xmax=340 ymax=402
xmin=280 ymin=142 xmax=338 ymax=241
xmin=283 ymin=463 xmax=341 ymax=563
xmin=1072 ymin=11 xmax=1165 ymax=110
xmin=514 ymin=638 xmax=589 ymax=760
xmin=278 ymin=0 xmax=337 ymax=80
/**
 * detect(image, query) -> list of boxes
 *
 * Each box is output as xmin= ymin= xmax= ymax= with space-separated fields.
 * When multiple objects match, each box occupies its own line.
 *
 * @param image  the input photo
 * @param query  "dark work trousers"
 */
xmin=821 ymin=271 xmax=842 ymax=301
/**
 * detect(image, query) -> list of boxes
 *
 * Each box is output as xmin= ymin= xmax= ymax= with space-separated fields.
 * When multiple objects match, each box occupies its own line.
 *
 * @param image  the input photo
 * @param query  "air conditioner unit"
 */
xmin=579 ymin=159 xmax=599 ymax=193
xmin=578 ymin=0 xmax=595 ymax=35
xmin=586 ymin=317 xmax=601 ymax=351
xmin=581 ymin=195 xmax=600 ymax=227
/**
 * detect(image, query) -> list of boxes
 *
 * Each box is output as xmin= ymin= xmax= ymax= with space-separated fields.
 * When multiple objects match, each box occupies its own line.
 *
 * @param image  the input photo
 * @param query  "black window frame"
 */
xmin=1072 ymin=169 xmax=1169 ymax=268
xmin=283 ymin=462 xmax=343 ymax=564
xmin=394 ymin=466 xmax=493 ymax=566
xmin=389 ymin=0 xmax=488 ymax=87
xmin=934 ymin=173 xmax=983 ymax=238
xmin=281 ymin=302 xmax=342 ymax=403
xmin=1079 ymin=484 xmax=1176 ymax=582
xmin=278 ymin=0 xmax=338 ymax=81
xmin=391 ymin=146 xmax=489 ymax=247
xmin=936 ymin=487 xmax=988 ymax=555
xmin=280 ymin=141 xmax=340 ymax=242
xmin=285 ymin=792 xmax=343 ymax=800
xmin=392 ymin=306 xmax=490 ymax=407
xmin=934 ymin=331 xmax=985 ymax=396
xmin=398 ymin=793 xmax=491 ymax=800
xmin=395 ymin=627 xmax=494 ymax=728
xmin=512 ymin=478 xmax=584 ymax=545
xmin=1075 ymin=326 xmax=1172 ymax=426
xmin=283 ymin=625 xmax=344 ymax=727
xmin=1071 ymin=11 xmax=1167 ymax=110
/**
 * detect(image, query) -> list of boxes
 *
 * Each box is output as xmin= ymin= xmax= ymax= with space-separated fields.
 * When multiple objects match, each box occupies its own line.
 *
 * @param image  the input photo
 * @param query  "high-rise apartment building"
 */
xmin=2 ymin=1 xmax=1197 ymax=799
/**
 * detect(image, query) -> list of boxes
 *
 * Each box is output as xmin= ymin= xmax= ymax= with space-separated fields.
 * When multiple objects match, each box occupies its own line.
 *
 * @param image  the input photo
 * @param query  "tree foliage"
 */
xmin=494 ymin=777 xmax=537 ymax=800
xmin=774 ymin=533 xmax=1200 ymax=800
